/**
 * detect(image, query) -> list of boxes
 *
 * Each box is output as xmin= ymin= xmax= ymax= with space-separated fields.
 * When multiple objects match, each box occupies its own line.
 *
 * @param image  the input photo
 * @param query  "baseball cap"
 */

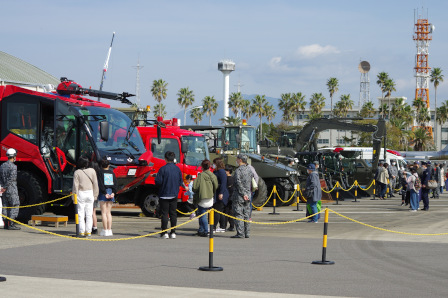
xmin=307 ymin=164 xmax=316 ymax=170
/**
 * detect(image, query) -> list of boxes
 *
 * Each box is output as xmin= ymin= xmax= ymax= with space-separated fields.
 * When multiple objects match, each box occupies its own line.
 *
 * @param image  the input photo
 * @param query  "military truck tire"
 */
xmin=252 ymin=178 xmax=268 ymax=207
xmin=140 ymin=189 xmax=159 ymax=217
xmin=16 ymin=171 xmax=46 ymax=222
xmin=265 ymin=180 xmax=285 ymax=207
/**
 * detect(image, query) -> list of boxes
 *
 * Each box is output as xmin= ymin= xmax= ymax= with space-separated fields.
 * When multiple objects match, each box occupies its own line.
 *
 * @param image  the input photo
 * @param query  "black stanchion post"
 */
xmin=293 ymin=184 xmax=302 ymax=211
xmin=73 ymin=194 xmax=80 ymax=237
xmin=269 ymin=186 xmax=280 ymax=215
xmin=312 ymin=208 xmax=334 ymax=265
xmin=199 ymin=209 xmax=223 ymax=271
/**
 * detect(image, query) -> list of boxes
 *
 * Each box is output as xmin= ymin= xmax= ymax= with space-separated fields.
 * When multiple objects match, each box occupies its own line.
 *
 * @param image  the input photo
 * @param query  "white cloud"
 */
xmin=268 ymin=56 xmax=294 ymax=72
xmin=296 ymin=44 xmax=340 ymax=59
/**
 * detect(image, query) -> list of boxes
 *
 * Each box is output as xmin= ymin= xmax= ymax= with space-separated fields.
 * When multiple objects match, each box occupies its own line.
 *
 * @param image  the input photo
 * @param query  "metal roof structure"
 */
xmin=0 ymin=51 xmax=59 ymax=87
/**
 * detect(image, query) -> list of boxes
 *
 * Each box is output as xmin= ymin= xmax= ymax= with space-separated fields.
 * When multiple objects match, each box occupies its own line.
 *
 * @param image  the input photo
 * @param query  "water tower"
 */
xmin=218 ymin=60 xmax=235 ymax=118
xmin=358 ymin=61 xmax=370 ymax=110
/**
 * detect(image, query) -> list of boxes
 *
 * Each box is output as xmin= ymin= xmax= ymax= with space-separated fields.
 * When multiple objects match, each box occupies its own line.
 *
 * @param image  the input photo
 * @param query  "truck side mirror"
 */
xmin=181 ymin=141 xmax=188 ymax=153
xmin=100 ymin=121 xmax=109 ymax=141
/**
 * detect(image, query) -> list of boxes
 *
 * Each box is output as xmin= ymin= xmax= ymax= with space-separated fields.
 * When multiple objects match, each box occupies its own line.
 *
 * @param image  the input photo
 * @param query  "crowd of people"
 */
xmin=376 ymin=160 xmax=447 ymax=211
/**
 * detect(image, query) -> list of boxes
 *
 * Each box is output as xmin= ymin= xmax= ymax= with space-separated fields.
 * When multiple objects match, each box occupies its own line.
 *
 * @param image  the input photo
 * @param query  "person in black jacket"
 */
xmin=421 ymin=161 xmax=431 ymax=211
xmin=97 ymin=158 xmax=118 ymax=236
xmin=153 ymin=151 xmax=185 ymax=239
xmin=224 ymin=165 xmax=235 ymax=231
xmin=212 ymin=158 xmax=229 ymax=232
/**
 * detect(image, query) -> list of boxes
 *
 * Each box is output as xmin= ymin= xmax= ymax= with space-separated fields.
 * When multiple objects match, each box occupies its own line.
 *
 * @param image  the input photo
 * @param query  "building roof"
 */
xmin=0 ymin=51 xmax=59 ymax=86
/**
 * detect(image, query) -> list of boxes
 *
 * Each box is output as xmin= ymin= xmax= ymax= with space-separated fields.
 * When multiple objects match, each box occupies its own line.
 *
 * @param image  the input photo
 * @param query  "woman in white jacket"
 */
xmin=72 ymin=156 xmax=99 ymax=237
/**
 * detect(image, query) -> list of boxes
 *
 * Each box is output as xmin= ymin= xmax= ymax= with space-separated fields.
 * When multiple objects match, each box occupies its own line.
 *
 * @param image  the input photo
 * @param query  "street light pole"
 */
xmin=184 ymin=105 xmax=203 ymax=125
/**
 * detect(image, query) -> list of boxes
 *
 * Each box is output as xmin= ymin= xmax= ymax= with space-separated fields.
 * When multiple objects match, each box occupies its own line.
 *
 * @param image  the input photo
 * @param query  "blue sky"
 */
xmin=2 ymin=0 xmax=447 ymax=122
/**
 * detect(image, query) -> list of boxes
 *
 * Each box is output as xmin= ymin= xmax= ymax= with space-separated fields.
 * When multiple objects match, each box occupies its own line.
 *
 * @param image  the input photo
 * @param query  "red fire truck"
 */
xmin=136 ymin=118 xmax=208 ymax=216
xmin=0 ymin=78 xmax=153 ymax=221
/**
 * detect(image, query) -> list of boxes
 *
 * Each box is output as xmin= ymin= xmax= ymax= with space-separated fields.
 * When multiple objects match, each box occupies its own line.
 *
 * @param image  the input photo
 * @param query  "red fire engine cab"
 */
xmin=0 ymin=78 xmax=153 ymax=221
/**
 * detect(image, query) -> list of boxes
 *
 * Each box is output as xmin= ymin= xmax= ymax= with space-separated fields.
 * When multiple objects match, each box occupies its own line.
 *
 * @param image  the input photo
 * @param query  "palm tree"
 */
xmin=326 ymin=78 xmax=339 ymax=117
xmin=264 ymin=103 xmax=276 ymax=124
xmin=376 ymin=72 xmax=389 ymax=99
xmin=430 ymin=67 xmax=444 ymax=149
xmin=309 ymin=93 xmax=326 ymax=120
xmin=241 ymin=99 xmax=252 ymax=120
xmin=359 ymin=101 xmax=376 ymax=118
xmin=151 ymin=79 xmax=168 ymax=117
xmin=190 ymin=107 xmax=203 ymax=124
xmin=177 ymin=87 xmax=195 ymax=125
xmin=153 ymin=103 xmax=167 ymax=118
xmin=220 ymin=116 xmax=242 ymax=125
xmin=412 ymin=127 xmax=433 ymax=151
xmin=337 ymin=94 xmax=354 ymax=117
xmin=251 ymin=95 xmax=267 ymax=140
xmin=416 ymin=107 xmax=431 ymax=127
xmin=202 ymin=96 xmax=218 ymax=125
xmin=278 ymin=93 xmax=293 ymax=124
xmin=228 ymin=92 xmax=244 ymax=117
xmin=378 ymin=103 xmax=389 ymax=118
xmin=383 ymin=78 xmax=396 ymax=120
xmin=291 ymin=92 xmax=307 ymax=124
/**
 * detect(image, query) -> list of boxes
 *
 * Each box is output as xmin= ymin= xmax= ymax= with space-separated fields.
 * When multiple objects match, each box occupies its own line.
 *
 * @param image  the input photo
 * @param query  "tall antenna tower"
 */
xmin=358 ymin=61 xmax=370 ymax=110
xmin=413 ymin=8 xmax=434 ymax=135
xmin=235 ymin=80 xmax=244 ymax=93
xmin=132 ymin=57 xmax=144 ymax=107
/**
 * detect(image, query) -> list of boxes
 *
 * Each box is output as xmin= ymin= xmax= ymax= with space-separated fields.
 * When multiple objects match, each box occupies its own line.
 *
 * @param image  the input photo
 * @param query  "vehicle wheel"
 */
xmin=140 ymin=189 xmax=159 ymax=217
xmin=252 ymin=178 xmax=268 ymax=207
xmin=17 ymin=171 xmax=46 ymax=222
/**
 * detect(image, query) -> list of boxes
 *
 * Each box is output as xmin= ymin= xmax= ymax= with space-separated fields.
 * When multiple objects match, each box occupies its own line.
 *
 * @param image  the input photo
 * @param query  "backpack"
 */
xmin=414 ymin=176 xmax=422 ymax=191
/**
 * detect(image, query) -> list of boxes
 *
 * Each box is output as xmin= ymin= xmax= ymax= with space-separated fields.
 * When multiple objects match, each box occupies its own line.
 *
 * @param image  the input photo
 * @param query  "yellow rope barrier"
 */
xmin=275 ymin=188 xmax=297 ymax=203
xmin=214 ymin=208 xmax=323 ymax=225
xmin=251 ymin=186 xmax=276 ymax=208
xmin=0 ymin=210 xmax=210 ymax=241
xmin=338 ymin=181 xmax=357 ymax=192
xmin=2 ymin=194 xmax=72 ymax=209
xmin=328 ymin=209 xmax=448 ymax=236
xmin=357 ymin=180 xmax=375 ymax=191
xmin=176 ymin=208 xmax=198 ymax=215
xmin=322 ymin=181 xmax=339 ymax=194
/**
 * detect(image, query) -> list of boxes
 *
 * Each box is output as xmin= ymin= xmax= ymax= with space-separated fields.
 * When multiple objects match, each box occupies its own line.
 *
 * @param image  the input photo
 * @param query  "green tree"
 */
xmin=383 ymin=78 xmax=396 ymax=119
xmin=309 ymin=93 xmax=326 ymax=120
xmin=430 ymin=67 xmax=444 ymax=148
xmin=229 ymin=92 xmax=244 ymax=117
xmin=437 ymin=100 xmax=448 ymax=126
xmin=278 ymin=93 xmax=293 ymax=125
xmin=177 ymin=87 xmax=195 ymax=125
xmin=376 ymin=72 xmax=389 ymax=100
xmin=220 ymin=116 xmax=242 ymax=125
xmin=264 ymin=103 xmax=276 ymax=124
xmin=241 ymin=99 xmax=252 ymax=120
xmin=153 ymin=103 xmax=167 ymax=118
xmin=412 ymin=127 xmax=433 ymax=151
xmin=379 ymin=103 xmax=389 ymax=119
xmin=326 ymin=77 xmax=339 ymax=117
xmin=151 ymin=79 xmax=168 ymax=117
xmin=251 ymin=95 xmax=267 ymax=140
xmin=359 ymin=101 xmax=376 ymax=118
xmin=335 ymin=94 xmax=353 ymax=117
xmin=291 ymin=92 xmax=307 ymax=124
xmin=190 ymin=107 xmax=203 ymax=124
xmin=202 ymin=96 xmax=218 ymax=125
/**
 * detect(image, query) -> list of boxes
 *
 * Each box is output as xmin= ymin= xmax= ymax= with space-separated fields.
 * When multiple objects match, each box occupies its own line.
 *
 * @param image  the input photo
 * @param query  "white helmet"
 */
xmin=6 ymin=148 xmax=17 ymax=157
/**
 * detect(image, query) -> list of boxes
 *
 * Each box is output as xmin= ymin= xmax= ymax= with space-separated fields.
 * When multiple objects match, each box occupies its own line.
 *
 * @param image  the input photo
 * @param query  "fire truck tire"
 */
xmin=16 ymin=171 xmax=46 ymax=222
xmin=140 ymin=189 xmax=159 ymax=217
xmin=252 ymin=178 xmax=268 ymax=207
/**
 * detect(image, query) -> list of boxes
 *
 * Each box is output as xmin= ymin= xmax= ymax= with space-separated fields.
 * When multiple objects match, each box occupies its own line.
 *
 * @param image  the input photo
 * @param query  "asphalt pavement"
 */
xmin=1 ymin=192 xmax=448 ymax=297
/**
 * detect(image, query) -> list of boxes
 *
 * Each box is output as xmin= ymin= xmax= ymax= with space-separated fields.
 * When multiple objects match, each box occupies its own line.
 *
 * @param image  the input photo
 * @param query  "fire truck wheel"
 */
xmin=252 ymin=178 xmax=268 ymax=207
xmin=140 ymin=190 xmax=159 ymax=217
xmin=17 ymin=171 xmax=46 ymax=222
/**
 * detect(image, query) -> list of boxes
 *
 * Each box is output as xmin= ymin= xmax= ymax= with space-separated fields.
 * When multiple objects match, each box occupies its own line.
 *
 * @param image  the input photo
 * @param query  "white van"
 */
xmin=318 ymin=147 xmax=408 ymax=170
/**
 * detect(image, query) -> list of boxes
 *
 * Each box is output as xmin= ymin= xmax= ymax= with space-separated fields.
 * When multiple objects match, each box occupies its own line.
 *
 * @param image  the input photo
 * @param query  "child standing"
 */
xmin=97 ymin=158 xmax=117 ymax=236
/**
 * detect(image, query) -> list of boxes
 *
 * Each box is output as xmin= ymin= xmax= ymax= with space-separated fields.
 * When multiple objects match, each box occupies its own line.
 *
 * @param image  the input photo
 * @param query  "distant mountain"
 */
xmin=173 ymin=94 xmax=282 ymax=126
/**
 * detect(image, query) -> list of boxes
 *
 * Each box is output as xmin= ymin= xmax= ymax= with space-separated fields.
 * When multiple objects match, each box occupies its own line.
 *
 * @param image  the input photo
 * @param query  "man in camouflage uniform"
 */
xmin=231 ymin=154 xmax=253 ymax=239
xmin=0 ymin=148 xmax=21 ymax=230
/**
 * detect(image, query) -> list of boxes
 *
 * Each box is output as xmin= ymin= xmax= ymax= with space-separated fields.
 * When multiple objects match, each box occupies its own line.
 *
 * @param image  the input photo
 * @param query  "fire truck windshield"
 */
xmin=77 ymin=106 xmax=146 ymax=155
xmin=183 ymin=136 xmax=209 ymax=166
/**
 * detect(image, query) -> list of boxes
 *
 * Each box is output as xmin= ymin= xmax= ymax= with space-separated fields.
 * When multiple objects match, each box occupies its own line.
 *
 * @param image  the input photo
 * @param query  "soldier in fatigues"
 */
xmin=0 ymin=148 xmax=21 ymax=230
xmin=231 ymin=154 xmax=253 ymax=239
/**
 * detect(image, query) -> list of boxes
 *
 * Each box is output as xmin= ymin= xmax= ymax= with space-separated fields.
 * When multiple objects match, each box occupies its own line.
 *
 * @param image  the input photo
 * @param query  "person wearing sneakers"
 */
xmin=153 ymin=151 xmax=186 ymax=239
xmin=0 ymin=148 xmax=21 ymax=230
xmin=193 ymin=159 xmax=218 ymax=237
xmin=97 ymin=158 xmax=117 ymax=236
xmin=406 ymin=168 xmax=420 ymax=212
xmin=304 ymin=163 xmax=322 ymax=223
xmin=72 ymin=156 xmax=99 ymax=237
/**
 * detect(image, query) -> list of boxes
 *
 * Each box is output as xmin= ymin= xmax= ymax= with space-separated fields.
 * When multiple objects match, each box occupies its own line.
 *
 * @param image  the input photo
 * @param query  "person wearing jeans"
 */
xmin=406 ymin=169 xmax=419 ymax=211
xmin=305 ymin=163 xmax=322 ymax=223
